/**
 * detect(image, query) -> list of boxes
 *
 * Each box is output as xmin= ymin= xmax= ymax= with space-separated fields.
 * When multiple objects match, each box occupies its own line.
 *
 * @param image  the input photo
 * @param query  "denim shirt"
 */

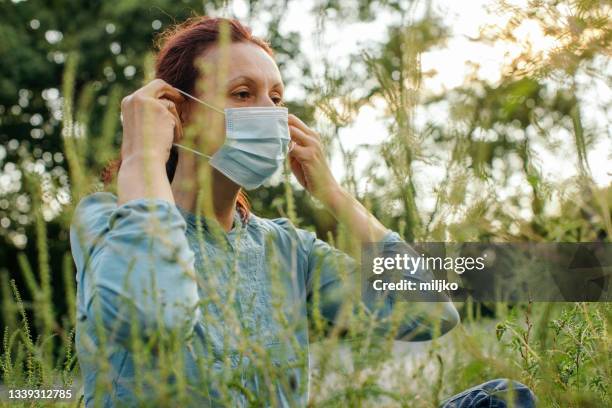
xmin=70 ymin=192 xmax=459 ymax=407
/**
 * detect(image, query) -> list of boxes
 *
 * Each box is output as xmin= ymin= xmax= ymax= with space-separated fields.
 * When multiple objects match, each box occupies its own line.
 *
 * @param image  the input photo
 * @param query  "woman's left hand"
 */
xmin=288 ymin=114 xmax=342 ymax=206
xmin=288 ymin=114 xmax=389 ymax=241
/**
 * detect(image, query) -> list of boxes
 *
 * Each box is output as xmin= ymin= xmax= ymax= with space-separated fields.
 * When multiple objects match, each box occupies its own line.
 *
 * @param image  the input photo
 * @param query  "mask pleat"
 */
xmin=174 ymin=88 xmax=290 ymax=190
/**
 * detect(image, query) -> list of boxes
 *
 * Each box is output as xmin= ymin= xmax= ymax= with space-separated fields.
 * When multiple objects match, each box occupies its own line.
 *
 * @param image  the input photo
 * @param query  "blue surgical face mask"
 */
xmin=172 ymin=89 xmax=290 ymax=190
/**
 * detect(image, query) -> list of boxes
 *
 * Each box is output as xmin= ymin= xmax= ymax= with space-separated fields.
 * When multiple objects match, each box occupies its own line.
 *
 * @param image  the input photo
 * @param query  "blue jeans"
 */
xmin=440 ymin=379 xmax=536 ymax=407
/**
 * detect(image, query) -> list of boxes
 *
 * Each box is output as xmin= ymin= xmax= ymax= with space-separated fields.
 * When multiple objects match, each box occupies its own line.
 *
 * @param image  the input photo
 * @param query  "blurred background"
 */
xmin=0 ymin=0 xmax=610 ymax=406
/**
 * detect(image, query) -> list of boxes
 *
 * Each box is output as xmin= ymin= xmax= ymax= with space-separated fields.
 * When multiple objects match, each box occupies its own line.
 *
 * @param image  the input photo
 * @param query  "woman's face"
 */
xmin=181 ymin=41 xmax=285 ymax=123
xmin=177 ymin=41 xmax=285 ymax=156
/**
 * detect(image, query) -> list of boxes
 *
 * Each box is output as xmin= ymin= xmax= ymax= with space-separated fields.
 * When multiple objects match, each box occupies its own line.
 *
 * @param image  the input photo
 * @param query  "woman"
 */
xmin=70 ymin=16 xmax=535 ymax=407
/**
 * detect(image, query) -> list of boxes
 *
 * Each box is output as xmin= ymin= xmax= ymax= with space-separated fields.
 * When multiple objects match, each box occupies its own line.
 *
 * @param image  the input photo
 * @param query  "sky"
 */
xmin=221 ymin=0 xmax=611 ymax=212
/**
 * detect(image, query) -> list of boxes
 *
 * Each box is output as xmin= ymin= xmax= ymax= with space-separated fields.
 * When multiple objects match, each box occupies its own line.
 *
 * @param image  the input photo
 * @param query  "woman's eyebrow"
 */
xmin=227 ymin=75 xmax=256 ymax=87
xmin=271 ymin=82 xmax=284 ymax=94
xmin=227 ymin=75 xmax=284 ymax=93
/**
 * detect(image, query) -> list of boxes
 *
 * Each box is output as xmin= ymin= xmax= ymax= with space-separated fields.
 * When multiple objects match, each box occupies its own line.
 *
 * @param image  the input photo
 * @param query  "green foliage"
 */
xmin=495 ymin=302 xmax=611 ymax=406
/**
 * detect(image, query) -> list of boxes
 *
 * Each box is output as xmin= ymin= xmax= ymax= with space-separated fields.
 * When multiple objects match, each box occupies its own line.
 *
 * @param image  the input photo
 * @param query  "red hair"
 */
xmin=103 ymin=16 xmax=275 ymax=219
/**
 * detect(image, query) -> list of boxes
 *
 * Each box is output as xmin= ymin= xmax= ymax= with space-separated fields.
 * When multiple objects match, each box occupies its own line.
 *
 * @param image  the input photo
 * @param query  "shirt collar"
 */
xmin=176 ymin=204 xmax=245 ymax=233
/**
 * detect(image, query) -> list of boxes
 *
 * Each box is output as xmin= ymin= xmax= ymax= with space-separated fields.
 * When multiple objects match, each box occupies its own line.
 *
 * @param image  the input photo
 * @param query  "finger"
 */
xmin=150 ymin=79 xmax=185 ymax=102
xmin=289 ymin=156 xmax=307 ymax=186
xmin=168 ymin=104 xmax=182 ymax=127
xmin=289 ymin=114 xmax=319 ymax=139
xmin=160 ymin=97 xmax=184 ymax=122
xmin=288 ymin=140 xmax=296 ymax=153
xmin=156 ymin=97 xmax=183 ymax=141
xmin=164 ymin=100 xmax=184 ymax=141
xmin=289 ymin=124 xmax=317 ymax=147
xmin=168 ymin=107 xmax=183 ymax=142
xmin=158 ymin=87 xmax=186 ymax=106
xmin=161 ymin=98 xmax=179 ymax=115
xmin=160 ymin=98 xmax=174 ymax=111
xmin=288 ymin=142 xmax=310 ymax=160
xmin=139 ymin=78 xmax=185 ymax=105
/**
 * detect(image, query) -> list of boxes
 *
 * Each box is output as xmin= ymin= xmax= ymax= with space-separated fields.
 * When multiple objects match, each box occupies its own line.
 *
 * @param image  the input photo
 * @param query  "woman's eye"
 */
xmin=272 ymin=96 xmax=284 ymax=106
xmin=234 ymin=91 xmax=250 ymax=100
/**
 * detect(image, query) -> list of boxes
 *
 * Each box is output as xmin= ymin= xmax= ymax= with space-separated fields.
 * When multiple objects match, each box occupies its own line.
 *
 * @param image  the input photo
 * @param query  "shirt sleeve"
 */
xmin=70 ymin=192 xmax=200 ymax=345
xmin=299 ymin=228 xmax=459 ymax=341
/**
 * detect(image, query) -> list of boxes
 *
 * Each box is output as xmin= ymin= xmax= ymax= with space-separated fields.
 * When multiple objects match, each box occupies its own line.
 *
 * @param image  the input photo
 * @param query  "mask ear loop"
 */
xmin=172 ymin=143 xmax=212 ymax=159
xmin=172 ymin=88 xmax=225 ymax=158
xmin=175 ymin=88 xmax=225 ymax=115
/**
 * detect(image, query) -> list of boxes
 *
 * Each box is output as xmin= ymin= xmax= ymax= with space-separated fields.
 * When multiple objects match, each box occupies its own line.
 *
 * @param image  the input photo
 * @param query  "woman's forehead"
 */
xmin=198 ymin=42 xmax=282 ymax=87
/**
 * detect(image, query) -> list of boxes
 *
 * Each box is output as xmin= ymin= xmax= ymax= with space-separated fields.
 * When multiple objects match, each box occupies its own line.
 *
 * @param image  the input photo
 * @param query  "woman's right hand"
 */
xmin=120 ymin=79 xmax=185 ymax=164
xmin=117 ymin=79 xmax=185 ymax=205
